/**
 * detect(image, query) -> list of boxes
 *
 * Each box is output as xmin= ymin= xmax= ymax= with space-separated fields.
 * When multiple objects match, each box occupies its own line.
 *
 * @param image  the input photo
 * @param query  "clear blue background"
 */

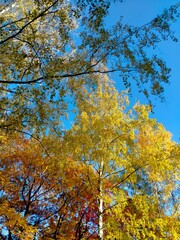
xmin=107 ymin=0 xmax=180 ymax=142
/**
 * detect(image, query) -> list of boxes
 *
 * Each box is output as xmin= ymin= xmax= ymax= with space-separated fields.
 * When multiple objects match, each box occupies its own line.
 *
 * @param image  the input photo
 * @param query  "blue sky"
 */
xmin=107 ymin=0 xmax=180 ymax=142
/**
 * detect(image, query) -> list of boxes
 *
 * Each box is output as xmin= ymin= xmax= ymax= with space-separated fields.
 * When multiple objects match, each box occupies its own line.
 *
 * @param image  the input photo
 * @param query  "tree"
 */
xmin=0 ymin=133 xmax=99 ymax=239
xmin=0 ymin=1 xmax=180 ymax=239
xmin=0 ymin=0 xmax=179 ymax=137
xmin=0 ymin=77 xmax=179 ymax=239
xmin=63 ymin=76 xmax=179 ymax=239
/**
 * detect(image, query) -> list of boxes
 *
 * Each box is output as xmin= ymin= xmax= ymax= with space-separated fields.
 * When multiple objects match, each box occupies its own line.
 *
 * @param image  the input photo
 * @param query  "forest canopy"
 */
xmin=0 ymin=0 xmax=180 ymax=239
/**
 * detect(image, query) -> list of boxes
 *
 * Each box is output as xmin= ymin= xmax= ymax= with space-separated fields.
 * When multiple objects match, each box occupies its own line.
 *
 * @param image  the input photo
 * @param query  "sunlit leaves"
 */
xmin=62 ymin=75 xmax=179 ymax=239
xmin=0 ymin=74 xmax=179 ymax=239
xmin=0 ymin=1 xmax=180 ymax=239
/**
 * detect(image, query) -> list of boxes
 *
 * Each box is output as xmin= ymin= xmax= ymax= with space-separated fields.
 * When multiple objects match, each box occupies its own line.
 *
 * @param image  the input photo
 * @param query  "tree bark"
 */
xmin=98 ymin=160 xmax=104 ymax=240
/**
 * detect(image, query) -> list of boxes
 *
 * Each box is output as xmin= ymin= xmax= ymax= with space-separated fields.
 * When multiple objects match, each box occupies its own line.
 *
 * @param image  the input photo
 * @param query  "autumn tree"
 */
xmin=0 ymin=133 xmax=100 ymax=239
xmin=0 ymin=1 xmax=180 ymax=239
xmin=63 ymin=76 xmax=179 ymax=239
xmin=0 ymin=0 xmax=179 ymax=137
xmin=0 ymin=80 xmax=179 ymax=239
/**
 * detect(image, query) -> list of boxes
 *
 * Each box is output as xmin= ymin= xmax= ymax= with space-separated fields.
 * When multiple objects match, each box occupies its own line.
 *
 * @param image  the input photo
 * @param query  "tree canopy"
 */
xmin=0 ymin=77 xmax=179 ymax=239
xmin=0 ymin=1 xmax=180 ymax=239
xmin=0 ymin=0 xmax=179 ymax=136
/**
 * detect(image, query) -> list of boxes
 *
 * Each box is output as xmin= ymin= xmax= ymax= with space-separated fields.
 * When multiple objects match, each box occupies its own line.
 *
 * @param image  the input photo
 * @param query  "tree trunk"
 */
xmin=98 ymin=160 xmax=104 ymax=240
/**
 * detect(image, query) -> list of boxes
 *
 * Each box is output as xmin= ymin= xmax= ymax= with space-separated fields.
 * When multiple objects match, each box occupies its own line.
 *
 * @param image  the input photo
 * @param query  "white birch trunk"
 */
xmin=98 ymin=160 xmax=104 ymax=240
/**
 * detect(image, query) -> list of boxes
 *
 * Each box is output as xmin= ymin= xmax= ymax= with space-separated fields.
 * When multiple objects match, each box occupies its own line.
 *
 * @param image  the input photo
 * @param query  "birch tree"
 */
xmin=63 ymin=75 xmax=179 ymax=239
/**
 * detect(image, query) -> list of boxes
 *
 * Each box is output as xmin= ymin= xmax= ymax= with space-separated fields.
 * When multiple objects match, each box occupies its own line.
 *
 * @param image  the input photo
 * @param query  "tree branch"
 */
xmin=0 ymin=67 xmax=136 ymax=85
xmin=0 ymin=17 xmax=26 ymax=29
xmin=0 ymin=0 xmax=58 ymax=45
xmin=112 ymin=165 xmax=145 ymax=189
